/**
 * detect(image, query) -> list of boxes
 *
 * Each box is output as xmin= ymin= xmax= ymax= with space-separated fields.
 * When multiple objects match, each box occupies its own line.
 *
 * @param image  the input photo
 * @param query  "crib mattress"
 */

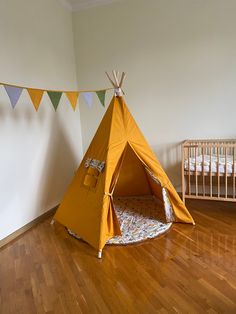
xmin=184 ymin=155 xmax=236 ymax=174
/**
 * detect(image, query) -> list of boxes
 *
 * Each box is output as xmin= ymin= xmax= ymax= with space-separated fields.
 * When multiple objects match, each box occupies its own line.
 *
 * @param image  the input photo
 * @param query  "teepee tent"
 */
xmin=53 ymin=72 xmax=194 ymax=258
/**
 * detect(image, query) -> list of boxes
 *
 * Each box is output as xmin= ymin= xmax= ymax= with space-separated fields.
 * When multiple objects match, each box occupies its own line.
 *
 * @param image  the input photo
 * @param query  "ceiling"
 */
xmin=59 ymin=0 xmax=119 ymax=11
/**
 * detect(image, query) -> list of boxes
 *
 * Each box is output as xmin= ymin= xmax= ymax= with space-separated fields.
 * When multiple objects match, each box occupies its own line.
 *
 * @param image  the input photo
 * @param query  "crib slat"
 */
xmin=210 ymin=146 xmax=212 ymax=197
xmin=233 ymin=147 xmax=235 ymax=199
xmin=217 ymin=147 xmax=220 ymax=198
xmin=225 ymin=147 xmax=227 ymax=198
xmin=181 ymin=144 xmax=185 ymax=203
xmin=195 ymin=146 xmax=198 ymax=196
xmin=188 ymin=147 xmax=191 ymax=195
xmin=202 ymin=146 xmax=205 ymax=196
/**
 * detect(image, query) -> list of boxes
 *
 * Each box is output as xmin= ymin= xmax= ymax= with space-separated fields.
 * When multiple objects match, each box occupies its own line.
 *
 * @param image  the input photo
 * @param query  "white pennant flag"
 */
xmin=82 ymin=92 xmax=93 ymax=108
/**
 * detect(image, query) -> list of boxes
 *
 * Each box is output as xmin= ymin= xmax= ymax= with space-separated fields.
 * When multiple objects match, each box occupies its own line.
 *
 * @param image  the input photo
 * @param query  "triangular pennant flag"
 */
xmin=82 ymin=92 xmax=93 ymax=108
xmin=96 ymin=90 xmax=106 ymax=107
xmin=27 ymin=88 xmax=44 ymax=111
xmin=47 ymin=91 xmax=62 ymax=111
xmin=65 ymin=92 xmax=79 ymax=110
xmin=4 ymin=85 xmax=23 ymax=108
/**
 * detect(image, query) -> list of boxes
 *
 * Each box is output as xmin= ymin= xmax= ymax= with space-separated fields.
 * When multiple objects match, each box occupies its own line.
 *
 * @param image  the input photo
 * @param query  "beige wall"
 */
xmin=0 ymin=0 xmax=83 ymax=240
xmin=73 ymin=0 xmax=236 ymax=189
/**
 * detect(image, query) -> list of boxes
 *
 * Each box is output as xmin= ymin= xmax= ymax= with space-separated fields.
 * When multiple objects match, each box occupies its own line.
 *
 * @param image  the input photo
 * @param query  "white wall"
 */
xmin=72 ymin=0 xmax=236 ymax=189
xmin=2 ymin=0 xmax=236 ymax=240
xmin=0 ymin=0 xmax=83 ymax=240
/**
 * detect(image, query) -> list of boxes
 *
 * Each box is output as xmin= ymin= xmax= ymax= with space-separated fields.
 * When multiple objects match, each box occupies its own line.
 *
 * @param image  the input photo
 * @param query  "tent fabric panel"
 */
xmin=146 ymin=169 xmax=163 ymax=202
xmin=99 ymin=142 xmax=127 ymax=249
xmin=107 ymin=104 xmax=127 ymax=147
xmin=114 ymin=144 xmax=151 ymax=196
xmin=145 ymin=168 xmax=175 ymax=222
xmin=129 ymin=141 xmax=194 ymax=224
xmin=85 ymin=97 xmax=117 ymax=156
xmin=98 ymin=197 xmax=122 ymax=250
xmin=54 ymin=167 xmax=106 ymax=250
xmin=117 ymin=97 xmax=194 ymax=223
xmin=54 ymin=97 xmax=122 ymax=250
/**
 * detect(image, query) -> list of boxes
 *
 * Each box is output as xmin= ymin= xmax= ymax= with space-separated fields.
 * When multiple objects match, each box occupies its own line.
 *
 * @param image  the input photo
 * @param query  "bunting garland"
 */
xmin=0 ymin=82 xmax=111 ymax=111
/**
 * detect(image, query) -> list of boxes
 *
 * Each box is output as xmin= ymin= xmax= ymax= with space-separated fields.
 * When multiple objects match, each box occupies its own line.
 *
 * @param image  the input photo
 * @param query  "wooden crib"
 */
xmin=182 ymin=139 xmax=236 ymax=203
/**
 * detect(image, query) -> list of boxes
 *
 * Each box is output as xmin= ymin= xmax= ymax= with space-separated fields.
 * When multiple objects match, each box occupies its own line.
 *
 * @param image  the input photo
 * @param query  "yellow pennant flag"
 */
xmin=27 ymin=88 xmax=44 ymax=111
xmin=66 ymin=92 xmax=79 ymax=110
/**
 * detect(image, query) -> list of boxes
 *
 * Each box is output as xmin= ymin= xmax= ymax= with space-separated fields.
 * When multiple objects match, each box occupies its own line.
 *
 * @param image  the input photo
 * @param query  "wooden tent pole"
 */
xmin=119 ymin=72 xmax=126 ymax=88
xmin=98 ymin=250 xmax=102 ymax=259
xmin=106 ymin=70 xmax=126 ymax=96
xmin=112 ymin=70 xmax=119 ymax=87
xmin=105 ymin=72 xmax=116 ymax=88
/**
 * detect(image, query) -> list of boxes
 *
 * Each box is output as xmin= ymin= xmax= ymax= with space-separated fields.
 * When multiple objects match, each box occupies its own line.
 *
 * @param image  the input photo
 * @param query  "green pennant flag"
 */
xmin=47 ymin=91 xmax=62 ymax=111
xmin=96 ymin=90 xmax=106 ymax=107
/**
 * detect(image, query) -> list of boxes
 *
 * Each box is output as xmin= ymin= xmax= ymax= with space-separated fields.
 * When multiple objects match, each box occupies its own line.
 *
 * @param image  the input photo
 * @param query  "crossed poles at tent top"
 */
xmin=105 ymin=71 xmax=126 ymax=96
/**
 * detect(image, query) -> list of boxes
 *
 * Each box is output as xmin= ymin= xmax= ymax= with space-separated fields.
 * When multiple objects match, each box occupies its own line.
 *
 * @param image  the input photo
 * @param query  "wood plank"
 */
xmin=185 ymin=195 xmax=236 ymax=202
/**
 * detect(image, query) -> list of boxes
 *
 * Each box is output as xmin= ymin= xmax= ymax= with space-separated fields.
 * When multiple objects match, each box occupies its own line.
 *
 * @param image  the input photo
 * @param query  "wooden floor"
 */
xmin=1 ymin=200 xmax=236 ymax=313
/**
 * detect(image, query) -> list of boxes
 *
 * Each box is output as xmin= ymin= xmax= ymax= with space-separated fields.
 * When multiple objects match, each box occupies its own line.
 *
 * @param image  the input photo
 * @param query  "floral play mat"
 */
xmin=68 ymin=196 xmax=172 ymax=245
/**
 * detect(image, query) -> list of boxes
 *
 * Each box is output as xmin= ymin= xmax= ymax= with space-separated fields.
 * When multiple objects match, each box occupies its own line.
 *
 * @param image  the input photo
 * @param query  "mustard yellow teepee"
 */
xmin=53 ymin=72 xmax=194 ymax=258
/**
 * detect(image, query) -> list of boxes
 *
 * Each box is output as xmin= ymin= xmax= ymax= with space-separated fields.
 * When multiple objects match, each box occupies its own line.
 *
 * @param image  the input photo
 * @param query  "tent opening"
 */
xmin=107 ymin=144 xmax=174 ymax=245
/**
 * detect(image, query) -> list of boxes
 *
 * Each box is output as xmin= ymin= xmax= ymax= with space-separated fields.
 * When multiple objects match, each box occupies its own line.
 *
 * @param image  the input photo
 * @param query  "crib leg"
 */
xmin=182 ymin=172 xmax=186 ymax=204
xmin=98 ymin=250 xmax=102 ymax=259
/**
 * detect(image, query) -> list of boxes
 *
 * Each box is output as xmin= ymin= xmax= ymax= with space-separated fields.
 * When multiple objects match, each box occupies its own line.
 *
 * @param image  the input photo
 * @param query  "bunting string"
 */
xmin=0 ymin=81 xmax=113 ymax=111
